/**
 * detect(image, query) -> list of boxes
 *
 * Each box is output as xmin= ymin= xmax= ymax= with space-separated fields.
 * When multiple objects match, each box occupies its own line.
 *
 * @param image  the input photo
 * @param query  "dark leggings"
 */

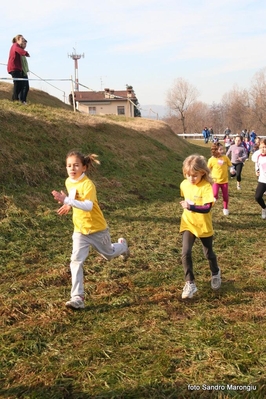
xmin=19 ymin=73 xmax=29 ymax=102
xmin=181 ymin=230 xmax=219 ymax=282
xmin=232 ymin=163 xmax=244 ymax=183
xmin=10 ymin=70 xmax=23 ymax=101
xmin=255 ymin=182 xmax=266 ymax=209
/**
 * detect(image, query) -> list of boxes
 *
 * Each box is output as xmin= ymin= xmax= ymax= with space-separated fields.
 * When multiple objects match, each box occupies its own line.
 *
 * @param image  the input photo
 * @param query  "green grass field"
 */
xmin=0 ymin=84 xmax=265 ymax=398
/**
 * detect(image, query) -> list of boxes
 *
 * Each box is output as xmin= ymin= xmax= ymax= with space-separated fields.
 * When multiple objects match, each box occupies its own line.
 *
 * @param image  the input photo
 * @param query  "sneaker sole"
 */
xmin=182 ymin=287 xmax=198 ymax=299
xmin=65 ymin=302 xmax=85 ymax=309
xmin=211 ymin=283 xmax=221 ymax=290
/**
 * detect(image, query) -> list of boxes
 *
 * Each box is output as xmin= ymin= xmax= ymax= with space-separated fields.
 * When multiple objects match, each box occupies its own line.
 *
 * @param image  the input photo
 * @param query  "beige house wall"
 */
xmin=77 ymin=99 xmax=135 ymax=117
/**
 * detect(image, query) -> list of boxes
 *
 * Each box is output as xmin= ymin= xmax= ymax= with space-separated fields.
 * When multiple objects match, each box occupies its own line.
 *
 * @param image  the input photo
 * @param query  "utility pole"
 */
xmin=100 ymin=76 xmax=107 ymax=91
xmin=68 ymin=48 xmax=84 ymax=91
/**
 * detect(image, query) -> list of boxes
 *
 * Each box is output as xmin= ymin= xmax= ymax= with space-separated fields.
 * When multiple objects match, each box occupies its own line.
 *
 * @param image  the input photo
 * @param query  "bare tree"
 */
xmin=249 ymin=68 xmax=266 ymax=130
xmin=185 ymin=101 xmax=209 ymax=133
xmin=222 ymin=85 xmax=250 ymax=133
xmin=166 ymin=78 xmax=199 ymax=133
xmin=208 ymin=102 xmax=225 ymax=135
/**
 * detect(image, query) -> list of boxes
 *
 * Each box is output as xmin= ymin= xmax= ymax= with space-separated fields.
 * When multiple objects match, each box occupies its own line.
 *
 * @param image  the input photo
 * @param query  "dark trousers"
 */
xmin=19 ymin=73 xmax=29 ymax=103
xmin=181 ymin=230 xmax=219 ymax=282
xmin=10 ymin=70 xmax=23 ymax=101
xmin=232 ymin=163 xmax=244 ymax=183
xmin=255 ymin=182 xmax=266 ymax=209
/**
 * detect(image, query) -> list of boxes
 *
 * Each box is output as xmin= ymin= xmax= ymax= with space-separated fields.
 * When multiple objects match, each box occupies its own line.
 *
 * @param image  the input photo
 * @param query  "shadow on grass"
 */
xmin=112 ymin=212 xmax=266 ymax=232
xmin=1 ymin=381 xmax=264 ymax=399
xmin=0 ymin=382 xmax=182 ymax=399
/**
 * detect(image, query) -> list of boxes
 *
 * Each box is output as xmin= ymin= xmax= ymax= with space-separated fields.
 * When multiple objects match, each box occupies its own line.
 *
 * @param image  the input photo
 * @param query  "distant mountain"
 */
xmin=139 ymin=104 xmax=168 ymax=120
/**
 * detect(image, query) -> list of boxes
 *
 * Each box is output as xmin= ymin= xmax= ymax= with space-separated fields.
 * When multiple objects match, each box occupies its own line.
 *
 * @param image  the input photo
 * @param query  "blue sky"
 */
xmin=1 ymin=0 xmax=266 ymax=109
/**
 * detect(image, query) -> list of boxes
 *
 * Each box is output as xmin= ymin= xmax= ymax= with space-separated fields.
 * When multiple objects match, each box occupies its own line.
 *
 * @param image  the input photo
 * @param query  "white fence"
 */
xmin=177 ymin=133 xmax=225 ymax=140
xmin=177 ymin=133 xmax=266 ymax=140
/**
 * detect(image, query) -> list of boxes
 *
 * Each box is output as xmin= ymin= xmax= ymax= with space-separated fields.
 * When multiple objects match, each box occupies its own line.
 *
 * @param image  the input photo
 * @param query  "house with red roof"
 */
xmin=72 ymin=86 xmax=140 ymax=117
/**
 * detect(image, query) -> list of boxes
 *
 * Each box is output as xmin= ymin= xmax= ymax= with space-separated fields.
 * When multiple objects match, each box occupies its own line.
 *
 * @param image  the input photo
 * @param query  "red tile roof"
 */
xmin=74 ymin=89 xmax=136 ymax=102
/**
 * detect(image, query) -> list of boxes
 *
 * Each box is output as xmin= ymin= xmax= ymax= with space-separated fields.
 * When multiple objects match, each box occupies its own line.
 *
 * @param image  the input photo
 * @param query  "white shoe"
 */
xmin=181 ymin=281 xmax=197 ymax=299
xmin=118 ymin=237 xmax=130 ymax=260
xmin=262 ymin=208 xmax=266 ymax=219
xmin=223 ymin=209 xmax=229 ymax=216
xmin=211 ymin=269 xmax=221 ymax=290
xmin=65 ymin=296 xmax=85 ymax=309
xmin=237 ymin=184 xmax=241 ymax=190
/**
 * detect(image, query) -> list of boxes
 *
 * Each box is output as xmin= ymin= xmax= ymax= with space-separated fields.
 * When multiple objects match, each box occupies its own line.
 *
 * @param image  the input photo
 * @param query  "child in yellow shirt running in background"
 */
xmin=180 ymin=154 xmax=221 ymax=299
xmin=207 ymin=143 xmax=232 ymax=216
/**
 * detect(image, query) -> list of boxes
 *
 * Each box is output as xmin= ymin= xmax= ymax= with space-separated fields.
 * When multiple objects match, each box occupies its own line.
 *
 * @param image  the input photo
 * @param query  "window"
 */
xmin=89 ymin=107 xmax=96 ymax=115
xmin=117 ymin=106 xmax=125 ymax=115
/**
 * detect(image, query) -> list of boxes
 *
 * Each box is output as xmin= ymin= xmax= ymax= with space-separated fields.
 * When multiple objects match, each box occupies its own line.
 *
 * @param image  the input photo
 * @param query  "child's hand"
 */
xmin=57 ymin=204 xmax=71 ymax=216
xmin=180 ymin=200 xmax=190 ymax=210
xmin=51 ymin=190 xmax=67 ymax=204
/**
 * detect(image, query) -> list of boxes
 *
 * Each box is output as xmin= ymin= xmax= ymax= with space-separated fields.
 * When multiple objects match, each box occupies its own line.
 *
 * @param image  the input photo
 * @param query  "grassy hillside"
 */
xmin=0 ymin=83 xmax=266 ymax=399
xmin=0 ymin=82 xmax=198 ymax=207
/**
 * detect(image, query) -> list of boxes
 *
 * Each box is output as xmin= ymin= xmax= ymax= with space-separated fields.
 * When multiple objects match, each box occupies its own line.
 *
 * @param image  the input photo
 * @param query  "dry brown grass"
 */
xmin=0 ymin=91 xmax=266 ymax=398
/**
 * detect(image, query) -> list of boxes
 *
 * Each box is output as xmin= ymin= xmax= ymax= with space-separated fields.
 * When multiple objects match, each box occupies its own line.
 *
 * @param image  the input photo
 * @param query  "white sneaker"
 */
xmin=262 ymin=208 xmax=266 ymax=219
xmin=118 ymin=237 xmax=130 ymax=261
xmin=223 ymin=209 xmax=229 ymax=216
xmin=181 ymin=281 xmax=197 ymax=299
xmin=211 ymin=269 xmax=221 ymax=290
xmin=65 ymin=296 xmax=85 ymax=309
xmin=237 ymin=184 xmax=241 ymax=190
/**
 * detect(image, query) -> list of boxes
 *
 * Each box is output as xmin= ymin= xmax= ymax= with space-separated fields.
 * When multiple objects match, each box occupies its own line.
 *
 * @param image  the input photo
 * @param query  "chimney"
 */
xmin=104 ymin=88 xmax=110 ymax=98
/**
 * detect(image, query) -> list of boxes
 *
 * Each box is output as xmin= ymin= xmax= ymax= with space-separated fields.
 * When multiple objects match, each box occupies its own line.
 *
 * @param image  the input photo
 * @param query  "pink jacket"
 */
xmin=7 ymin=43 xmax=29 ymax=73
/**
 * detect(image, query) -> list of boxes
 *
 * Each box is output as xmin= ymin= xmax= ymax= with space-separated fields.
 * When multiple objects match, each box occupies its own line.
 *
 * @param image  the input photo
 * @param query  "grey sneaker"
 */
xmin=65 ymin=296 xmax=85 ymax=309
xmin=181 ymin=281 xmax=197 ymax=299
xmin=118 ymin=237 xmax=130 ymax=261
xmin=211 ymin=269 xmax=221 ymax=290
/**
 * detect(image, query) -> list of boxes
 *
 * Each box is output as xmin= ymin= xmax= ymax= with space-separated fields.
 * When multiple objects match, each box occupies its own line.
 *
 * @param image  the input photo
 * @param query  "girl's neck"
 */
xmin=70 ymin=173 xmax=85 ymax=182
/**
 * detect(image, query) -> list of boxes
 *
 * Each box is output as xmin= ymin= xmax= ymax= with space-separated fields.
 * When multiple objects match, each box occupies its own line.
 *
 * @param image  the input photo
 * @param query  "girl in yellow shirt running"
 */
xmin=207 ymin=143 xmax=232 ymax=216
xmin=52 ymin=150 xmax=129 ymax=309
xmin=179 ymin=154 xmax=221 ymax=299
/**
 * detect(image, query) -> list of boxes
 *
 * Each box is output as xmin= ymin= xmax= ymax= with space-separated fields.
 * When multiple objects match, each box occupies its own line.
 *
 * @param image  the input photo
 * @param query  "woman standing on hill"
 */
xmin=52 ymin=150 xmax=130 ymax=309
xmin=7 ymin=34 xmax=30 ymax=101
xmin=179 ymin=154 xmax=221 ymax=299
xmin=226 ymin=135 xmax=247 ymax=190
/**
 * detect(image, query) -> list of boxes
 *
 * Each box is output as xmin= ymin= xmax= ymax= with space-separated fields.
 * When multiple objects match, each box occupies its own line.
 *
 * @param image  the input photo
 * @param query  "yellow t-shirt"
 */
xmin=180 ymin=179 xmax=214 ymax=237
xmin=207 ymin=155 xmax=232 ymax=184
xmin=66 ymin=175 xmax=107 ymax=235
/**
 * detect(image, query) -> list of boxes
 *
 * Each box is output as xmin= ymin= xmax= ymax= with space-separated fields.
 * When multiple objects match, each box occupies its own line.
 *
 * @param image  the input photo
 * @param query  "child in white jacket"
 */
xmin=252 ymin=139 xmax=266 ymax=219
